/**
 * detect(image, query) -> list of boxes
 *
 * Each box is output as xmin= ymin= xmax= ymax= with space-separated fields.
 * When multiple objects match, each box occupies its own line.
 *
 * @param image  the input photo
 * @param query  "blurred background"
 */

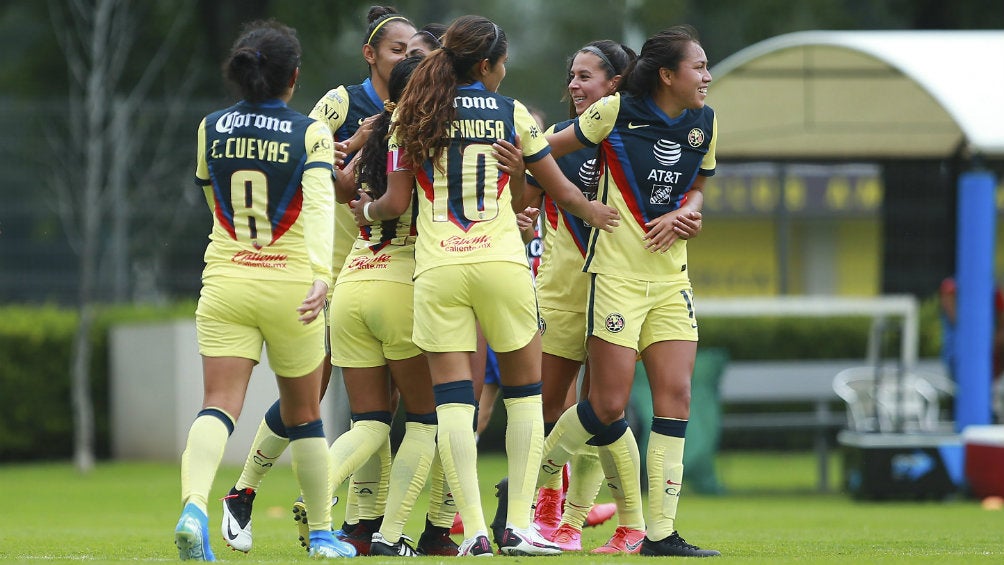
xmin=3 ymin=1 xmax=1004 ymax=488
xmin=3 ymin=0 xmax=1003 ymax=304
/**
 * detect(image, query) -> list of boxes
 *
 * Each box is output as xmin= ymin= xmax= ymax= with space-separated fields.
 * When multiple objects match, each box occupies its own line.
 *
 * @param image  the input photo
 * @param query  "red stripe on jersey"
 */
xmin=270 ymin=188 xmax=302 ymax=244
xmin=215 ymin=192 xmax=238 ymax=240
xmin=601 ymin=140 xmax=647 ymax=227
xmin=543 ymin=195 xmax=560 ymax=230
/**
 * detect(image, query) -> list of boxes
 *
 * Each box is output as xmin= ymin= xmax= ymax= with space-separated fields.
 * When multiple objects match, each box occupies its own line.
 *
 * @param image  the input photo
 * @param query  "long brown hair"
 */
xmin=391 ymin=15 xmax=506 ymax=171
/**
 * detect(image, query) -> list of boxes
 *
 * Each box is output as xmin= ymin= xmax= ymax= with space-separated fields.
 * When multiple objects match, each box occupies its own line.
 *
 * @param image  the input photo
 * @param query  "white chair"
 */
xmin=833 ymin=366 xmax=954 ymax=433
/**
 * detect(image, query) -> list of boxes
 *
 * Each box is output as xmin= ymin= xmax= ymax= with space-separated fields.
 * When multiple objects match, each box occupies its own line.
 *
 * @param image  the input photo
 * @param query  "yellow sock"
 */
xmin=236 ymin=417 xmax=289 ymax=491
xmin=180 ymin=411 xmax=233 ymax=513
xmin=562 ymin=445 xmax=604 ymax=528
xmin=538 ymin=405 xmax=592 ymax=488
xmin=349 ymin=435 xmax=391 ymax=521
xmin=503 ymin=395 xmax=545 ymax=530
xmin=597 ymin=430 xmax=645 ymax=530
xmin=425 ymin=451 xmax=455 ymax=529
xmin=291 ymin=436 xmax=332 ymax=532
xmin=379 ymin=422 xmax=437 ymax=542
xmin=328 ymin=420 xmax=390 ymax=492
xmin=436 ymin=403 xmax=486 ymax=536
xmin=647 ymin=429 xmax=686 ymax=540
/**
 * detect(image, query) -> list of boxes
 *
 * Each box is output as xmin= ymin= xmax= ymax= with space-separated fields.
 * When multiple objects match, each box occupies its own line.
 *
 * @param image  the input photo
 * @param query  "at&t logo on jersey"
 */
xmin=578 ymin=158 xmax=600 ymax=190
xmin=653 ymin=139 xmax=682 ymax=166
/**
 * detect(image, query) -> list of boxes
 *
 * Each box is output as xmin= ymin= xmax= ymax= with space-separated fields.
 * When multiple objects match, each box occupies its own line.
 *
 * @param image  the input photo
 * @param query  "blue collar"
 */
xmin=645 ymin=95 xmax=688 ymax=125
xmin=241 ymin=98 xmax=286 ymax=109
xmin=458 ymin=81 xmax=487 ymax=92
xmin=361 ymin=78 xmax=384 ymax=110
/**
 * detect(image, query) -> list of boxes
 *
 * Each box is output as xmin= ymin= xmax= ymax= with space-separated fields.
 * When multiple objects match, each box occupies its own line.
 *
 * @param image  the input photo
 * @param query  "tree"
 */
xmin=46 ymin=0 xmax=198 ymax=472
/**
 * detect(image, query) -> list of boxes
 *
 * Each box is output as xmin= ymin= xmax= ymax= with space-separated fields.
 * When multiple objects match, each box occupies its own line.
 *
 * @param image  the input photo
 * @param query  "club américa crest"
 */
xmin=604 ymin=313 xmax=625 ymax=333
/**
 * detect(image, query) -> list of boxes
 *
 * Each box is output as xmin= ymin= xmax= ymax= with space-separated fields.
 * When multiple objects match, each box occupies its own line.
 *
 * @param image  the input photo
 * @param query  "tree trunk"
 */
xmin=71 ymin=302 xmax=96 ymax=473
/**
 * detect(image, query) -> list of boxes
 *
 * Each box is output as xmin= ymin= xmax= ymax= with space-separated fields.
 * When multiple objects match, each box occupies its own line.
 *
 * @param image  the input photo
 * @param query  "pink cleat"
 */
xmin=531 ymin=487 xmax=563 ymax=539
xmin=548 ymin=523 xmax=582 ymax=551
xmin=584 ymin=502 xmax=617 ymax=527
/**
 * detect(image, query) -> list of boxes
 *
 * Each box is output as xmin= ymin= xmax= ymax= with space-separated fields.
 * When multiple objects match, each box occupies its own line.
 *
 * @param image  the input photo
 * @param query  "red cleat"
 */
xmin=584 ymin=502 xmax=617 ymax=527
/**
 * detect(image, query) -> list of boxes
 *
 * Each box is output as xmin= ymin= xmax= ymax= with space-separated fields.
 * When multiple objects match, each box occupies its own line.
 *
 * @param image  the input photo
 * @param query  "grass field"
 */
xmin=1 ymin=450 xmax=1001 ymax=564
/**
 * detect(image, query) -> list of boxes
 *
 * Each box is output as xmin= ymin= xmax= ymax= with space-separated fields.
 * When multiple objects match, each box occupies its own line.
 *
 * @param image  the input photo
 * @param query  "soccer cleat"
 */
xmin=532 ymin=487 xmax=563 ymax=539
xmin=584 ymin=502 xmax=617 ymax=527
xmin=342 ymin=517 xmax=381 ymax=555
xmin=449 ymin=512 xmax=464 ymax=535
xmin=292 ymin=497 xmax=311 ymax=550
xmin=307 ymin=530 xmax=358 ymax=558
xmin=175 ymin=503 xmax=216 ymax=561
xmin=640 ymin=531 xmax=721 ymax=557
xmin=416 ymin=519 xmax=460 ymax=556
xmin=488 ymin=478 xmax=508 ymax=546
xmin=497 ymin=524 xmax=562 ymax=556
xmin=458 ymin=533 xmax=495 ymax=557
xmin=370 ymin=532 xmax=418 ymax=556
xmin=292 ymin=496 xmax=339 ymax=551
xmin=591 ymin=525 xmax=645 ymax=554
xmin=548 ymin=523 xmax=582 ymax=551
xmin=221 ymin=487 xmax=255 ymax=552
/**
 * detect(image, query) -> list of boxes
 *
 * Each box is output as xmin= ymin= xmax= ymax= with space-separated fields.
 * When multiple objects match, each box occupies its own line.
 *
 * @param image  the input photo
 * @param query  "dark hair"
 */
xmin=223 ymin=19 xmax=301 ymax=104
xmin=364 ymin=5 xmax=414 ymax=47
xmin=393 ymin=15 xmax=507 ymax=170
xmin=624 ymin=25 xmax=700 ymax=97
xmin=411 ymin=22 xmax=447 ymax=52
xmin=356 ymin=55 xmax=424 ymax=198
xmin=565 ymin=39 xmax=637 ymax=117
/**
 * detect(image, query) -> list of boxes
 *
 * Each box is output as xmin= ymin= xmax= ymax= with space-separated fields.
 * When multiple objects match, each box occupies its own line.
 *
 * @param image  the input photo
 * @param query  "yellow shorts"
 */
xmin=413 ymin=262 xmax=539 ymax=353
xmin=587 ymin=274 xmax=698 ymax=351
xmin=196 ymin=276 xmax=326 ymax=377
xmin=329 ymin=280 xmax=421 ymax=366
xmin=539 ymin=306 xmax=587 ymax=362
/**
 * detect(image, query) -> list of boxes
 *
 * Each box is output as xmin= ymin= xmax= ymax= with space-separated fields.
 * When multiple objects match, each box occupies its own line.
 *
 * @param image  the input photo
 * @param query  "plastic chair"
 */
xmin=833 ymin=366 xmax=954 ymax=433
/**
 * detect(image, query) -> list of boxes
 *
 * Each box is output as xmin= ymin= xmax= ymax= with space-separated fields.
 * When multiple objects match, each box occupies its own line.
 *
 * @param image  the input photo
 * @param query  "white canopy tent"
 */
xmin=708 ymin=30 xmax=1004 ymax=159
xmin=707 ymin=30 xmax=1004 ymax=430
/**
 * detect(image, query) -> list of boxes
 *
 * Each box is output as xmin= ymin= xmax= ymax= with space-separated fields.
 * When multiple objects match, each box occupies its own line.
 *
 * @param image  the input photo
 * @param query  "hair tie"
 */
xmin=366 ymin=15 xmax=406 ymax=46
xmin=383 ymin=101 xmax=397 ymax=113
xmin=417 ymin=29 xmax=441 ymax=47
xmin=580 ymin=45 xmax=615 ymax=74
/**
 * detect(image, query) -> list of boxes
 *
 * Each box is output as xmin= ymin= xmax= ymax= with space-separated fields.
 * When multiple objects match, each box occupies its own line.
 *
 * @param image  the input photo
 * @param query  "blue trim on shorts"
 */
xmin=406 ymin=412 xmax=438 ymax=425
xmin=199 ymin=408 xmax=235 ymax=436
xmin=586 ymin=274 xmax=597 ymax=336
xmin=652 ymin=417 xmax=688 ymax=438
xmin=264 ymin=400 xmax=288 ymax=438
xmin=484 ymin=347 xmax=500 ymax=386
xmin=587 ymin=417 xmax=629 ymax=446
xmin=433 ymin=380 xmax=476 ymax=406
xmin=501 ymin=381 xmax=542 ymax=399
xmin=287 ymin=419 xmax=325 ymax=440
xmin=351 ymin=411 xmax=393 ymax=425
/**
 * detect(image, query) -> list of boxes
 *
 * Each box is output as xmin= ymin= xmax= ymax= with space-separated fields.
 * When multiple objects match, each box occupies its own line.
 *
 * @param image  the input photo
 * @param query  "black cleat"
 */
xmin=489 ymin=478 xmax=508 ymax=546
xmin=370 ymin=532 xmax=419 ymax=556
xmin=640 ymin=531 xmax=721 ymax=557
xmin=416 ymin=518 xmax=459 ymax=556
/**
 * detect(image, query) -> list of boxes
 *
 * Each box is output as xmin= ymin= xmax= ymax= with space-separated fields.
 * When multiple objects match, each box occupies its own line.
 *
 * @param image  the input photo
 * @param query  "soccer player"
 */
xmin=219 ymin=6 xmax=416 ymax=556
xmin=174 ymin=19 xmax=350 ymax=560
xmin=519 ymin=40 xmax=643 ymax=553
xmin=406 ymin=23 xmax=446 ymax=58
xmin=357 ymin=15 xmax=619 ymax=556
xmin=536 ymin=25 xmax=720 ymax=557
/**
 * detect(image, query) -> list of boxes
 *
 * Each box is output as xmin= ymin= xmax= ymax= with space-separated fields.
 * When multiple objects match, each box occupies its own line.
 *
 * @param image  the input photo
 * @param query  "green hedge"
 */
xmin=0 ymin=297 xmax=941 ymax=461
xmin=0 ymin=302 xmax=196 ymax=461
